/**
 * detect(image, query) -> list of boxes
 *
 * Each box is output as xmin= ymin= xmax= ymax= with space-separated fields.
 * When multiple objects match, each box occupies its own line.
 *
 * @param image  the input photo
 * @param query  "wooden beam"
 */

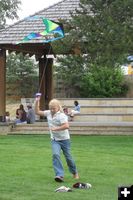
xmin=1 ymin=44 xmax=50 ymax=56
xmin=0 ymin=43 xmax=56 ymax=57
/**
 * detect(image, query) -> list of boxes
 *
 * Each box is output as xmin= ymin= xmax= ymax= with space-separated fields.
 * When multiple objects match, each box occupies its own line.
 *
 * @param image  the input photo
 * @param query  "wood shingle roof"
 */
xmin=0 ymin=0 xmax=80 ymax=44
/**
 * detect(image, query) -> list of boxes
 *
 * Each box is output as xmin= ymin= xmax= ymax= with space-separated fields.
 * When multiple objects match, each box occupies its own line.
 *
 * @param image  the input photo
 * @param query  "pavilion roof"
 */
xmin=0 ymin=0 xmax=80 ymax=45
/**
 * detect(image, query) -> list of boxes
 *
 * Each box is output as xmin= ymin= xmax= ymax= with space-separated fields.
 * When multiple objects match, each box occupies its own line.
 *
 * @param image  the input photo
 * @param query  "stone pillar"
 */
xmin=0 ymin=49 xmax=6 ymax=122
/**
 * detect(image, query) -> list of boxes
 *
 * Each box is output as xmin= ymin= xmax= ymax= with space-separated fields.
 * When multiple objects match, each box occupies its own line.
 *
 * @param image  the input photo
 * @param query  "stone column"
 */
xmin=0 ymin=49 xmax=6 ymax=122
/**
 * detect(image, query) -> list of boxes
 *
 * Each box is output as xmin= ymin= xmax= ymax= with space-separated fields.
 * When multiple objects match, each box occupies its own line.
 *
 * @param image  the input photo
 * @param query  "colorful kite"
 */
xmin=18 ymin=16 xmax=64 ymax=43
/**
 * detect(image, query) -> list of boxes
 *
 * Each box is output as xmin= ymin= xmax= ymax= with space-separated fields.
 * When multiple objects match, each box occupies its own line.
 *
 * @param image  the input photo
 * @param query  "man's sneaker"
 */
xmin=54 ymin=176 xmax=64 ymax=182
xmin=73 ymin=173 xmax=79 ymax=179
xmin=73 ymin=182 xmax=92 ymax=189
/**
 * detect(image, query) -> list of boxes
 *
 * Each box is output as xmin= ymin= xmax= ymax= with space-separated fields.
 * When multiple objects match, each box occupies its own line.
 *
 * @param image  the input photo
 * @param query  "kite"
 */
xmin=18 ymin=16 xmax=64 ymax=43
xmin=17 ymin=16 xmax=65 ymax=96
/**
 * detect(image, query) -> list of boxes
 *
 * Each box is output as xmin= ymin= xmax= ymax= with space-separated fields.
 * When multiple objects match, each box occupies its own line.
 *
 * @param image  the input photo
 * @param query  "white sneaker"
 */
xmin=55 ymin=186 xmax=72 ymax=192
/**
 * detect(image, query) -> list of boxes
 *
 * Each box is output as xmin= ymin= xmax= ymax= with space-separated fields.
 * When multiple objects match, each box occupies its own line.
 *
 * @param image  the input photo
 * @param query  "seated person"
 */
xmin=63 ymin=105 xmax=69 ymax=115
xmin=26 ymin=104 xmax=35 ymax=124
xmin=15 ymin=104 xmax=27 ymax=124
xmin=69 ymin=100 xmax=80 ymax=121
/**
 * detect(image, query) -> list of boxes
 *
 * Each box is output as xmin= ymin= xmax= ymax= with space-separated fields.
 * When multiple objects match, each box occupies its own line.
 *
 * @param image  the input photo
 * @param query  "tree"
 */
xmin=74 ymin=0 xmax=133 ymax=64
xmin=55 ymin=54 xmax=86 ymax=97
xmin=6 ymin=53 xmax=39 ymax=98
xmin=80 ymin=65 xmax=128 ymax=97
xmin=55 ymin=0 xmax=133 ymax=97
xmin=0 ymin=0 xmax=21 ymax=28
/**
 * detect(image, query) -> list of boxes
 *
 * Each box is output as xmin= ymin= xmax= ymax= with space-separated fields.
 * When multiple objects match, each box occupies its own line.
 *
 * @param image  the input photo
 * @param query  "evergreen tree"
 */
xmin=73 ymin=0 xmax=133 ymax=65
xmin=6 ymin=53 xmax=38 ymax=98
xmin=55 ymin=0 xmax=133 ymax=97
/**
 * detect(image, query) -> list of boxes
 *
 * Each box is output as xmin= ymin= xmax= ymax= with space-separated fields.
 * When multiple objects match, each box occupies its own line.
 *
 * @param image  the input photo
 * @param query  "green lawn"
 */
xmin=0 ymin=135 xmax=133 ymax=200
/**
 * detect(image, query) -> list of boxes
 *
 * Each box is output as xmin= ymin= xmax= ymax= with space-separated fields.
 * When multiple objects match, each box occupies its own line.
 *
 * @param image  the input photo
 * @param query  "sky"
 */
xmin=8 ymin=0 xmax=61 ymax=24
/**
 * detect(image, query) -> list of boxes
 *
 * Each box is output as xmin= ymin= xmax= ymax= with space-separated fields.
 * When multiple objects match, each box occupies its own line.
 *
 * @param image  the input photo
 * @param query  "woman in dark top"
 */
xmin=15 ymin=104 xmax=27 ymax=124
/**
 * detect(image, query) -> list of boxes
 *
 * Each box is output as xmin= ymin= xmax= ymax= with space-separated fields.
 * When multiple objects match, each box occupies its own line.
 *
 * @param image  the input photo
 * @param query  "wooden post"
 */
xmin=39 ymin=57 xmax=53 ymax=111
xmin=39 ymin=58 xmax=46 ymax=111
xmin=45 ymin=58 xmax=53 ymax=108
xmin=0 ymin=49 xmax=6 ymax=122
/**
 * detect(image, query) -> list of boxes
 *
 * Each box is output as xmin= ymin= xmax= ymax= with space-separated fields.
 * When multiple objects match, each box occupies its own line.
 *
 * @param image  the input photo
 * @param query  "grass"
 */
xmin=0 ymin=135 xmax=133 ymax=200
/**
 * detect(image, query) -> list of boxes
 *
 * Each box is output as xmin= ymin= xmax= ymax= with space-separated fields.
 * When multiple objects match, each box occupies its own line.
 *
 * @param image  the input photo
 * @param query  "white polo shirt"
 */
xmin=44 ymin=110 xmax=70 ymax=141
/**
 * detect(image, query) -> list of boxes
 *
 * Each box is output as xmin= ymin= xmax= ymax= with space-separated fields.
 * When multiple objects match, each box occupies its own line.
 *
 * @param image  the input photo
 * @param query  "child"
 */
xmin=69 ymin=100 xmax=80 ymax=121
xmin=63 ymin=105 xmax=68 ymax=115
xmin=35 ymin=97 xmax=79 ymax=182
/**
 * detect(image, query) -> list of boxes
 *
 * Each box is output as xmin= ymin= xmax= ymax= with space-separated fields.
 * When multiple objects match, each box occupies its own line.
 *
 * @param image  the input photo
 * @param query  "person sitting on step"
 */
xmin=15 ymin=104 xmax=27 ymax=124
xmin=68 ymin=100 xmax=80 ymax=121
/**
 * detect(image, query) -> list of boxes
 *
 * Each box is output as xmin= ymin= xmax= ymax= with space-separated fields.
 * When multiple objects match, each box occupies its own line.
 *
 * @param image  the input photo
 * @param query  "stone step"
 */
xmin=68 ymin=105 xmax=133 ymax=114
xmin=4 ymin=98 xmax=133 ymax=135
xmin=21 ymin=98 xmax=133 ymax=108
xmin=10 ymin=122 xmax=133 ymax=135
xmin=59 ymin=98 xmax=133 ymax=106
xmin=70 ymin=114 xmax=133 ymax=122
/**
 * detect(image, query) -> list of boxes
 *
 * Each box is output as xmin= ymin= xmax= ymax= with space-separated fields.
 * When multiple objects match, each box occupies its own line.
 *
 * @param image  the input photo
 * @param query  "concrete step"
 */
xmin=10 ymin=122 xmax=133 ymax=135
xmin=59 ymin=98 xmax=133 ymax=106
xmin=4 ymin=98 xmax=133 ymax=135
xmin=21 ymin=98 xmax=133 ymax=107
xmin=69 ymin=114 xmax=133 ymax=122
xmin=68 ymin=105 xmax=133 ymax=114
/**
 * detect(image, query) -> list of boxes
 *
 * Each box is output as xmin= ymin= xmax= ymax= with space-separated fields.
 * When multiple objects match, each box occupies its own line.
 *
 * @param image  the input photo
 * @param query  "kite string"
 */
xmin=38 ymin=45 xmax=52 ymax=93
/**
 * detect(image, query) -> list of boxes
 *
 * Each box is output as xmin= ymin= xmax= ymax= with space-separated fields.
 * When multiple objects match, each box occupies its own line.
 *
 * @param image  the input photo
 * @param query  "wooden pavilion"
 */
xmin=0 ymin=0 xmax=80 ymax=122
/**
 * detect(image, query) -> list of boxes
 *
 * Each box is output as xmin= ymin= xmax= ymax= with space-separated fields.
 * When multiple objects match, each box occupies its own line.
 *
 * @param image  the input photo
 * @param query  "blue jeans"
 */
xmin=51 ymin=139 xmax=77 ymax=177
